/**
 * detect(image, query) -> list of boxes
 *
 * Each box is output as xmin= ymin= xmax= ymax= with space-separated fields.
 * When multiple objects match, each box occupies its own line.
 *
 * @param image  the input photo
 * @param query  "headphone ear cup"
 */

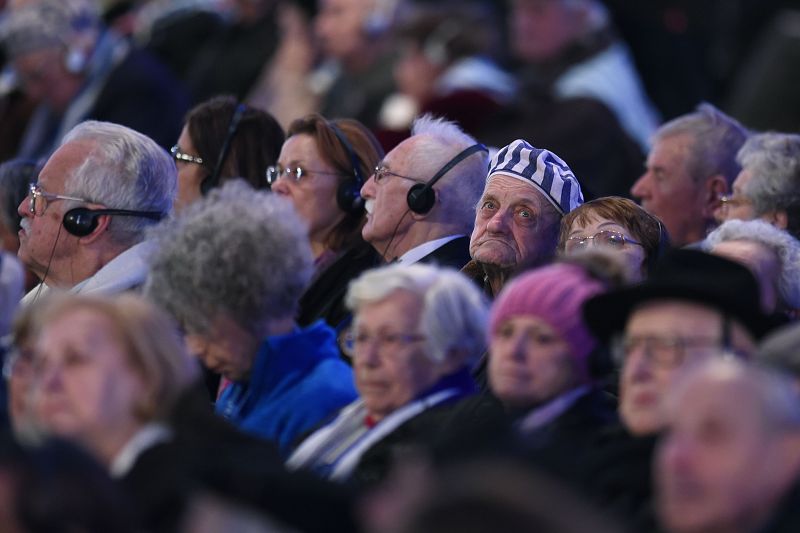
xmin=406 ymin=183 xmax=435 ymax=214
xmin=336 ymin=178 xmax=364 ymax=215
xmin=62 ymin=208 xmax=98 ymax=237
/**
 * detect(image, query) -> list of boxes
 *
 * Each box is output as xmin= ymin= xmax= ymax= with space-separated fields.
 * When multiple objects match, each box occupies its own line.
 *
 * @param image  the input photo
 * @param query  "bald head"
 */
xmin=656 ymin=358 xmax=800 ymax=533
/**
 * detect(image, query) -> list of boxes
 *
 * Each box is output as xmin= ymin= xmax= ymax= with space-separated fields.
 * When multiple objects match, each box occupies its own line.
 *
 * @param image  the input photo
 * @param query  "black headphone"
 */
xmin=62 ymin=207 xmax=164 ymax=237
xmin=329 ymin=123 xmax=366 ymax=215
xmin=406 ymin=143 xmax=488 ymax=215
xmin=201 ymin=103 xmax=247 ymax=196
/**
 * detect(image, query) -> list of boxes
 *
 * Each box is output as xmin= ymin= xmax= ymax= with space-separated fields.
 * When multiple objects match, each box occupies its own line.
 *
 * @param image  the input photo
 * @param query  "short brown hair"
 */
xmin=186 ymin=95 xmax=284 ymax=192
xmin=287 ymin=113 xmax=384 ymax=252
xmin=558 ymin=196 xmax=669 ymax=275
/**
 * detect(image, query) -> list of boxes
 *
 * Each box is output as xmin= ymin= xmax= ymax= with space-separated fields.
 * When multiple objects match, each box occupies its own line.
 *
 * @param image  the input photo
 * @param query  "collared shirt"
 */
xmin=397 ymin=234 xmax=464 ymax=265
xmin=515 ymin=385 xmax=591 ymax=435
xmin=109 ymin=423 xmax=172 ymax=478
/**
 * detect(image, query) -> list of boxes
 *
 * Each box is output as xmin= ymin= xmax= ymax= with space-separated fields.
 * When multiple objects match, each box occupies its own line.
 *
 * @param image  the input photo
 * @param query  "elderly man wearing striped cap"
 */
xmin=465 ymin=139 xmax=584 ymax=297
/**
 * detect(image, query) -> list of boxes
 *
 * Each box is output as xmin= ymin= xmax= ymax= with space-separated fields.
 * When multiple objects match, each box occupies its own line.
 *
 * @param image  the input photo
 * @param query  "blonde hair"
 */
xmin=31 ymin=293 xmax=198 ymax=421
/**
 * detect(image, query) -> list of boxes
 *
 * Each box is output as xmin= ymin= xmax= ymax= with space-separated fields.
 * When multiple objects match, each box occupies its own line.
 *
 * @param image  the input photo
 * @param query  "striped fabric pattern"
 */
xmin=488 ymin=139 xmax=584 ymax=215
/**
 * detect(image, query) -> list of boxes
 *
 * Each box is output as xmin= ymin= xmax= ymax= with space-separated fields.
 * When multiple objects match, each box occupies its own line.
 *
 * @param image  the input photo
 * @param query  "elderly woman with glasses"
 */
xmin=269 ymin=113 xmax=384 ymax=331
xmin=145 ymin=181 xmax=357 ymax=455
xmin=171 ymin=95 xmax=285 ymax=212
xmin=287 ymin=263 xmax=488 ymax=486
xmin=558 ymin=196 xmax=669 ymax=283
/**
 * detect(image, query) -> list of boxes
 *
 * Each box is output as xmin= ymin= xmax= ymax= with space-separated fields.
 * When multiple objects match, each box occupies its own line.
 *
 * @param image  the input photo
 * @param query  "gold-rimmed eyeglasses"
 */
xmin=372 ymin=165 xmax=426 ymax=185
xmin=565 ymin=230 xmax=643 ymax=253
xmin=28 ymin=183 xmax=89 ymax=217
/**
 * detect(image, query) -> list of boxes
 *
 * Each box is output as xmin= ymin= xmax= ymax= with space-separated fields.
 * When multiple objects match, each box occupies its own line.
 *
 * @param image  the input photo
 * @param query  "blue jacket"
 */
xmin=216 ymin=321 xmax=357 ymax=454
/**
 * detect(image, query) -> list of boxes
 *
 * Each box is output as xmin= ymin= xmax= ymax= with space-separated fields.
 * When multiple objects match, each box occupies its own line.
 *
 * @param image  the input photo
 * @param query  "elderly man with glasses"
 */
xmin=17 ymin=120 xmax=175 ymax=305
xmin=358 ymin=114 xmax=488 ymax=268
xmin=555 ymin=249 xmax=779 ymax=531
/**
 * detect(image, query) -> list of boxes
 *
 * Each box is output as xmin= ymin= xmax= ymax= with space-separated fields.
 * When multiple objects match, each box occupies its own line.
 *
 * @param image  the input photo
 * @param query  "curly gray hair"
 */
xmin=703 ymin=219 xmax=800 ymax=309
xmin=654 ymin=103 xmax=749 ymax=186
xmin=61 ymin=121 xmax=176 ymax=246
xmin=144 ymin=180 xmax=313 ymax=336
xmin=346 ymin=263 xmax=488 ymax=366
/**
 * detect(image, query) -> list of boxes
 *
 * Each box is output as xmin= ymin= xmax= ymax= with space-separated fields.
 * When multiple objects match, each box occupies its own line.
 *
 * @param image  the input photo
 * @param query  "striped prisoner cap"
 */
xmin=488 ymin=139 xmax=583 ymax=215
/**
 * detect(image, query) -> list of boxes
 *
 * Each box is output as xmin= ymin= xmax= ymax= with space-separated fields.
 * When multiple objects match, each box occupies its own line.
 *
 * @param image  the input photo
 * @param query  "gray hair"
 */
xmin=758 ymin=323 xmax=800 ymax=382
xmin=144 ymin=180 xmax=313 ymax=336
xmin=703 ymin=219 xmax=800 ymax=309
xmin=346 ymin=263 xmax=488 ymax=366
xmin=654 ymin=103 xmax=749 ymax=186
xmin=61 ymin=121 xmax=176 ymax=246
xmin=737 ymin=132 xmax=800 ymax=227
xmin=410 ymin=114 xmax=489 ymax=231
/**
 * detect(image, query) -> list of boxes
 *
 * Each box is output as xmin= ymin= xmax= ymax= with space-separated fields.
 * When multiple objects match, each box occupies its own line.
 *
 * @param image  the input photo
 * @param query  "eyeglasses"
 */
xmin=28 ymin=183 xmax=89 ymax=217
xmin=341 ymin=328 xmax=426 ymax=358
xmin=565 ymin=230 xmax=643 ymax=253
xmin=265 ymin=164 xmax=344 ymax=185
xmin=170 ymin=145 xmax=204 ymax=165
xmin=718 ymin=194 xmax=751 ymax=210
xmin=612 ymin=334 xmax=722 ymax=367
xmin=373 ymin=165 xmax=426 ymax=185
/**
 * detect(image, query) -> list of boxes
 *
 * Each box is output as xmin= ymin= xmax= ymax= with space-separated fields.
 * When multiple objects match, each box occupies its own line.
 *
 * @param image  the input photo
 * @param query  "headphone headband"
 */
xmin=202 ymin=103 xmax=247 ymax=195
xmin=62 ymin=207 xmax=164 ymax=237
xmin=329 ymin=122 xmax=366 ymax=214
xmin=406 ymin=142 xmax=488 ymax=214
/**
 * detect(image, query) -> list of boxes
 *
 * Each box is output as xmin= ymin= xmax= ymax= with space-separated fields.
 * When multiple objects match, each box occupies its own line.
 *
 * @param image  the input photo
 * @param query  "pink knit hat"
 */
xmin=489 ymin=263 xmax=607 ymax=366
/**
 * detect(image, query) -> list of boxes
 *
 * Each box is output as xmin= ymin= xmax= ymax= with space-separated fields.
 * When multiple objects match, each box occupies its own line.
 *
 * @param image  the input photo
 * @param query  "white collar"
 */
xmin=109 ymin=422 xmax=172 ymax=478
xmin=397 ymin=235 xmax=463 ymax=265
xmin=515 ymin=385 xmax=591 ymax=434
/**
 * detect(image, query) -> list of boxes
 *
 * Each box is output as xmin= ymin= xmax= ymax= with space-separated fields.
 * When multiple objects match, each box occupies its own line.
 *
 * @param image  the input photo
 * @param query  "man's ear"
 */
xmin=703 ymin=174 xmax=729 ymax=218
xmin=763 ymin=209 xmax=789 ymax=230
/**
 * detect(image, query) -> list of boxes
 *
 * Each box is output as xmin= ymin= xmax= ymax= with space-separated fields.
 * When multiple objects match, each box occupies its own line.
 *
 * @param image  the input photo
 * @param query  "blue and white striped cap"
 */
xmin=488 ymin=139 xmax=583 ymax=215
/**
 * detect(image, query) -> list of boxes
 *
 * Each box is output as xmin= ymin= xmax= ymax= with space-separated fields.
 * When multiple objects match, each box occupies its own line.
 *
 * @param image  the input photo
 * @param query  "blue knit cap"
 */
xmin=488 ymin=139 xmax=583 ymax=215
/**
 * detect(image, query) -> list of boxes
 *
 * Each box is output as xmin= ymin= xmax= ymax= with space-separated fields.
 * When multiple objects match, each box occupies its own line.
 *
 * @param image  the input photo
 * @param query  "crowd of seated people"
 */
xmin=0 ymin=0 xmax=799 ymax=532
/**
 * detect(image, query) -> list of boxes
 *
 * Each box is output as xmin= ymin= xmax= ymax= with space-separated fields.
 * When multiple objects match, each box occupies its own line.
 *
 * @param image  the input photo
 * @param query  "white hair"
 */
xmin=346 ymin=263 xmax=488 ymax=366
xmin=703 ymin=219 xmax=800 ymax=309
xmin=737 ymin=132 xmax=800 ymax=220
xmin=61 ymin=121 xmax=177 ymax=246
xmin=409 ymin=114 xmax=488 ymax=231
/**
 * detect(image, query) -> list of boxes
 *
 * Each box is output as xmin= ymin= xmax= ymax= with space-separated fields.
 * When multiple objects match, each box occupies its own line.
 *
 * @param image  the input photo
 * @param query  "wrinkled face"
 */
xmin=619 ymin=302 xmax=736 ymax=436
xmin=564 ymin=214 xmax=648 ymax=283
xmin=173 ymin=125 xmax=208 ymax=212
xmin=315 ymin=0 xmax=372 ymax=61
xmin=352 ymin=289 xmax=445 ymax=422
xmin=631 ymin=134 xmax=707 ymax=247
xmin=470 ymin=175 xmax=560 ymax=270
xmin=716 ymin=168 xmax=757 ymax=224
xmin=510 ymin=0 xmax=585 ymax=62
xmin=32 ymin=309 xmax=148 ymax=451
xmin=271 ymin=134 xmax=345 ymax=251
xmin=13 ymin=47 xmax=82 ymax=112
xmin=360 ymin=137 xmax=431 ymax=258
xmin=489 ymin=315 xmax=583 ymax=409
xmin=656 ymin=381 xmax=781 ymax=533
xmin=711 ymin=240 xmax=781 ymax=313
xmin=17 ymin=140 xmax=89 ymax=281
